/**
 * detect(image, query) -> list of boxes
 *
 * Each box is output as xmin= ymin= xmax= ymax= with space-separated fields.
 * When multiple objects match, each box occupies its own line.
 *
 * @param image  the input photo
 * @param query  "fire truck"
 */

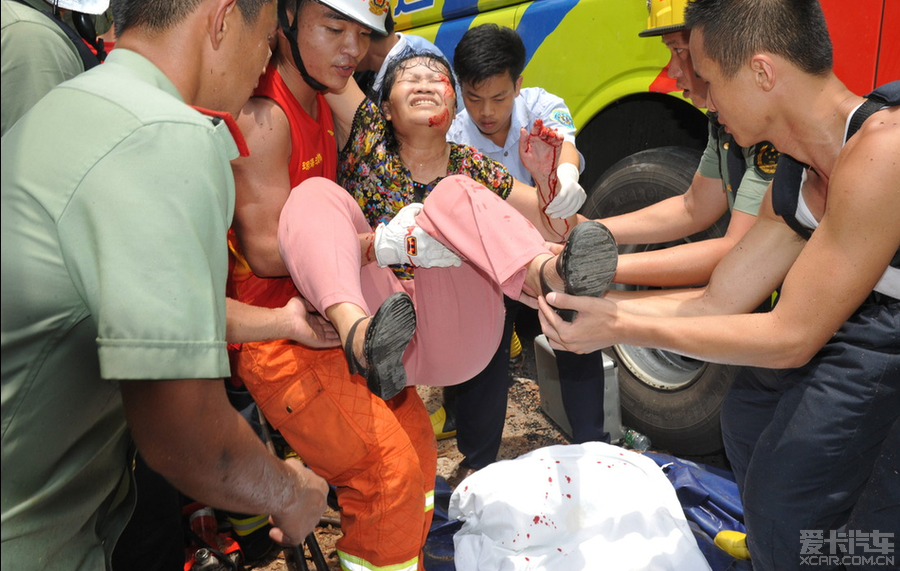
xmin=397 ymin=0 xmax=899 ymax=455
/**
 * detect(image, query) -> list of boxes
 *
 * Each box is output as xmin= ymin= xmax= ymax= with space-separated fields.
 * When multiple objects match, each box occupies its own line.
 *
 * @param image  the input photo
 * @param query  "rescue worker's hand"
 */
xmin=538 ymin=291 xmax=619 ymax=354
xmin=268 ymin=458 xmax=329 ymax=545
xmin=374 ymin=203 xmax=463 ymax=268
xmin=545 ymin=162 xmax=586 ymax=219
xmin=283 ymin=297 xmax=340 ymax=348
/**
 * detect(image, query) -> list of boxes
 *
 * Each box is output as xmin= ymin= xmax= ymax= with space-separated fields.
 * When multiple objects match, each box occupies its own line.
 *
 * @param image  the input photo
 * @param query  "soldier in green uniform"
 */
xmin=601 ymin=0 xmax=778 ymax=287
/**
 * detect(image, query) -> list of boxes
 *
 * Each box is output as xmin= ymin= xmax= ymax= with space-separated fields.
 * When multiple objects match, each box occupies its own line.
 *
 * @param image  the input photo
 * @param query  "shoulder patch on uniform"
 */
xmin=550 ymin=108 xmax=574 ymax=129
xmin=754 ymin=142 xmax=780 ymax=178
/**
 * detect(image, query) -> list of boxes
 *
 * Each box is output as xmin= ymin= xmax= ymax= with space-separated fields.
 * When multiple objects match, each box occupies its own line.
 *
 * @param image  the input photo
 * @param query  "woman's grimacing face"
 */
xmin=382 ymin=57 xmax=457 ymax=131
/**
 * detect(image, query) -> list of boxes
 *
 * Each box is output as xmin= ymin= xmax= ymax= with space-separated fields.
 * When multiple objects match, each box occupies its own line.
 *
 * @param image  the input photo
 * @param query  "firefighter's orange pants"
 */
xmin=232 ymin=341 xmax=436 ymax=570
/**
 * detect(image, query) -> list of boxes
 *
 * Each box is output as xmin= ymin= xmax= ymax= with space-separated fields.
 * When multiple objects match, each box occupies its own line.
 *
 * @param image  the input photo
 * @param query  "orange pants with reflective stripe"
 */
xmin=232 ymin=340 xmax=436 ymax=569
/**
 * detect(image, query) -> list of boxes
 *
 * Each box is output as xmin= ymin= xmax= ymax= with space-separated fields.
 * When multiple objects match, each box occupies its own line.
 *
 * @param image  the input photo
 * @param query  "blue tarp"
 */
xmin=646 ymin=453 xmax=752 ymax=571
xmin=424 ymin=452 xmax=752 ymax=570
xmin=424 ymin=476 xmax=460 ymax=571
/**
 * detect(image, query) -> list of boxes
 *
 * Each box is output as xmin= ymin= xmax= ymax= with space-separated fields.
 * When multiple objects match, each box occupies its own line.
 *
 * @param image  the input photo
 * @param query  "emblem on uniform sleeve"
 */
xmin=369 ymin=0 xmax=388 ymax=15
xmin=550 ymin=109 xmax=574 ymax=129
xmin=754 ymin=142 xmax=780 ymax=178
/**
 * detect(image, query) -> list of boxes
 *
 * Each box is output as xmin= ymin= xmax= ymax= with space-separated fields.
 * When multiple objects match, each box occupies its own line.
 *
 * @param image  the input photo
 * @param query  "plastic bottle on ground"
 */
xmin=623 ymin=428 xmax=651 ymax=452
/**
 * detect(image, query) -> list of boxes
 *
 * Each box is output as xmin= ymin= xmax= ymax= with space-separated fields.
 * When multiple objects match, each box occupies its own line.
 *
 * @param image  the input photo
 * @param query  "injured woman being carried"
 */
xmin=277 ymin=50 xmax=618 ymax=400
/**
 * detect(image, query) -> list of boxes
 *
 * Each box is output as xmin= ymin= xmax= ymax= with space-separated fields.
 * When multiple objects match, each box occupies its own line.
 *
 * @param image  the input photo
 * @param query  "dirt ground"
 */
xmin=247 ymin=313 xmax=573 ymax=571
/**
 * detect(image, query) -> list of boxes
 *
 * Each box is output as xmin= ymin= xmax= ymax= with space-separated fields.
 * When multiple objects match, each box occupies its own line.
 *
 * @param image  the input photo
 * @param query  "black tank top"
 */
xmin=771 ymin=81 xmax=900 ymax=271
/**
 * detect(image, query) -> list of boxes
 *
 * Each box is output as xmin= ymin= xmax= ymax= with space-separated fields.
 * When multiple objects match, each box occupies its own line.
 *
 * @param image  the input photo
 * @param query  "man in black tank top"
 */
xmin=539 ymin=1 xmax=899 ymax=569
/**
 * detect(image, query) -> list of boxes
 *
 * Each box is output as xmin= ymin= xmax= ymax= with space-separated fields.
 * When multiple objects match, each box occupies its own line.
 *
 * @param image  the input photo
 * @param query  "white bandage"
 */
xmin=373 ymin=203 xmax=463 ymax=268
xmin=545 ymin=162 xmax=586 ymax=219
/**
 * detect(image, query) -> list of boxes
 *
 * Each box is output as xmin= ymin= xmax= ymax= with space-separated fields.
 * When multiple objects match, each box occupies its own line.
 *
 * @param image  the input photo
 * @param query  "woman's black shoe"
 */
xmin=541 ymin=221 xmax=618 ymax=322
xmin=345 ymin=292 xmax=417 ymax=400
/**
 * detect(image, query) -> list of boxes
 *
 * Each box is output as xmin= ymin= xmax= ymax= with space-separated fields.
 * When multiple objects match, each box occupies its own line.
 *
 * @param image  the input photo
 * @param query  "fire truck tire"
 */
xmin=582 ymin=146 xmax=734 ymax=456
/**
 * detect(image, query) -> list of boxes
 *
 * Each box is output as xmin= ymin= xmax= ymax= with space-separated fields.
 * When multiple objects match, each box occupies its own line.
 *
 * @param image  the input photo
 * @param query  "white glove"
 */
xmin=545 ymin=162 xmax=586 ymax=219
xmin=373 ymin=203 xmax=463 ymax=268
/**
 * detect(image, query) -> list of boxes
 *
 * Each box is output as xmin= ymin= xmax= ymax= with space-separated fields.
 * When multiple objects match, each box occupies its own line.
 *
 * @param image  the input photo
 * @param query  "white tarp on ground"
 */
xmin=449 ymin=442 xmax=713 ymax=571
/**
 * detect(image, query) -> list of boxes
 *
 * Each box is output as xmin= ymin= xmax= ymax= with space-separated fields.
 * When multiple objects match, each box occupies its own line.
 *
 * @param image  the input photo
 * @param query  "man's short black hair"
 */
xmin=685 ymin=0 xmax=832 ymax=79
xmin=382 ymin=9 xmax=395 ymax=36
xmin=453 ymin=23 xmax=525 ymax=88
xmin=113 ymin=0 xmax=272 ymax=36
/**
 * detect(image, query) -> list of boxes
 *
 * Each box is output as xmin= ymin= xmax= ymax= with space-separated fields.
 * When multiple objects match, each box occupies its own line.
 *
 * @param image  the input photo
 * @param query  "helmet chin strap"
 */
xmin=279 ymin=0 xmax=329 ymax=92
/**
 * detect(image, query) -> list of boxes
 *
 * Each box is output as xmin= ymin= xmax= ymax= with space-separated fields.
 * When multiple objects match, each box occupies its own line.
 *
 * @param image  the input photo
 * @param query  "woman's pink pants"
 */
xmin=278 ymin=175 xmax=550 ymax=386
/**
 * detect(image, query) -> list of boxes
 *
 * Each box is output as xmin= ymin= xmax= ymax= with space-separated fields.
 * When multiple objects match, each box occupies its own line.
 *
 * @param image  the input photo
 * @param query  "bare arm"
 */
xmin=613 ymin=208 xmax=758 ymax=286
xmin=231 ymin=97 xmax=294 ymax=277
xmin=226 ymin=297 xmax=340 ymax=347
xmin=121 ymin=378 xmax=330 ymax=545
xmin=504 ymin=179 xmax=573 ymax=242
xmin=600 ymin=172 xmax=730 ymax=245
xmin=324 ymin=76 xmax=367 ymax=150
xmin=608 ymin=194 xmax=801 ymax=318
xmin=540 ymin=192 xmax=804 ymax=359
xmin=541 ymin=118 xmax=900 ymax=367
xmin=559 ymin=141 xmax=580 ymax=171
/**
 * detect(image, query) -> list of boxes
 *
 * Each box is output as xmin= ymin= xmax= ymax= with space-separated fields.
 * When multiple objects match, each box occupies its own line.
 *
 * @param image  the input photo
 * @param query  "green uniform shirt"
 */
xmin=1 ymin=48 xmax=237 ymax=571
xmin=696 ymin=119 xmax=777 ymax=216
xmin=0 ymin=0 xmax=83 ymax=135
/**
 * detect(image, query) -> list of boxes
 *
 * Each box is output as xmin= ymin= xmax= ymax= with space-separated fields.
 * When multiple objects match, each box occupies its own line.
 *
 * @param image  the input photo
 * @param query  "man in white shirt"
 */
xmin=441 ymin=23 xmax=586 ymax=487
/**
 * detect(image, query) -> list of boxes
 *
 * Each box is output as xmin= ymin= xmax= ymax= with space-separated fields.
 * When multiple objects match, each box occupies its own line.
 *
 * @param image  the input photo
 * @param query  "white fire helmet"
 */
xmin=52 ymin=0 xmax=110 ymax=15
xmin=316 ymin=0 xmax=389 ymax=35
